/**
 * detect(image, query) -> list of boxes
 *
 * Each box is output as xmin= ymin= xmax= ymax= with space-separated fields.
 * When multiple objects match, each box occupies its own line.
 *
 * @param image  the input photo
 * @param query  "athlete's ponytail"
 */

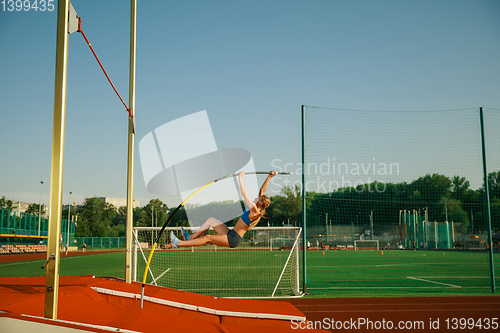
xmin=249 ymin=195 xmax=271 ymax=228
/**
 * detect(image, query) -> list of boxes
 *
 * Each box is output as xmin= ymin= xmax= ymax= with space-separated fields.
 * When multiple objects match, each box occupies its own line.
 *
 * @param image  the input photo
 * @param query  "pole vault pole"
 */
xmin=125 ymin=0 xmax=137 ymax=284
xmin=44 ymin=0 xmax=70 ymax=319
xmin=140 ymin=171 xmax=291 ymax=308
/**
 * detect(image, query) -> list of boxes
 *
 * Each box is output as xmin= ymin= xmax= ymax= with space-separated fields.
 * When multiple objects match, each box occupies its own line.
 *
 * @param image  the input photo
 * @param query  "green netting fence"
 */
xmin=74 ymin=237 xmax=126 ymax=250
xmin=0 ymin=209 xmax=125 ymax=250
xmin=302 ymin=106 xmax=499 ymax=297
xmin=0 ymin=209 xmax=74 ymax=246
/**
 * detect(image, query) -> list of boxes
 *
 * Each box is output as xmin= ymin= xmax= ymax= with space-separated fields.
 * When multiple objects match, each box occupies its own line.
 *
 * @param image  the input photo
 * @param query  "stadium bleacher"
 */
xmin=0 ymin=244 xmax=47 ymax=254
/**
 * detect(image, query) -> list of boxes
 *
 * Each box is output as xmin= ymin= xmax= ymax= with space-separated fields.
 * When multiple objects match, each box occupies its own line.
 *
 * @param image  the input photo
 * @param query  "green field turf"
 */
xmin=0 ymin=252 xmax=126 ymax=280
xmin=306 ymin=249 xmax=500 ymax=298
xmin=1 ymin=250 xmax=498 ymax=298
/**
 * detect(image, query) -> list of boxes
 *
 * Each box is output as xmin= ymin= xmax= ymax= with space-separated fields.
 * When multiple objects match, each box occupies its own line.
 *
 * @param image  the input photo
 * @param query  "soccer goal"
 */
xmin=133 ymin=226 xmax=302 ymax=298
xmin=354 ymin=240 xmax=379 ymax=250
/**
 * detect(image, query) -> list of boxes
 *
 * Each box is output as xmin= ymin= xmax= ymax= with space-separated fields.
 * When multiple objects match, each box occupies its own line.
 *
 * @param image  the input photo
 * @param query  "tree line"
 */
xmin=307 ymin=171 xmax=500 ymax=234
xmin=1 ymin=170 xmax=498 ymax=237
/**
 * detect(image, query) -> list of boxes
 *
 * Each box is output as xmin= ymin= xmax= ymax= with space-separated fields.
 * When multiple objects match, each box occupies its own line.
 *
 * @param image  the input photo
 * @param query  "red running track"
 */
xmin=286 ymin=296 xmax=500 ymax=332
xmin=2 ymin=252 xmax=499 ymax=332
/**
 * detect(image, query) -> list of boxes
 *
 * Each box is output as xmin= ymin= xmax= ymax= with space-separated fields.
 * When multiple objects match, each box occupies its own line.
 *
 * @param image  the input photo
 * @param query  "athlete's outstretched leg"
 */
xmin=178 ymin=234 xmax=230 ymax=248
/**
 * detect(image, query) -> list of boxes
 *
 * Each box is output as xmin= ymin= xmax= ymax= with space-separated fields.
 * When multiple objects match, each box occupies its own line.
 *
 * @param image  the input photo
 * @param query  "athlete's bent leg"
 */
xmin=190 ymin=217 xmax=224 ymax=239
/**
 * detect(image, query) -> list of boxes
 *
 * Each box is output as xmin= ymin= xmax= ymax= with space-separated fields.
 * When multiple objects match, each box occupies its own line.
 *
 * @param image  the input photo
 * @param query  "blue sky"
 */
xmin=0 ymin=0 xmax=499 ymax=210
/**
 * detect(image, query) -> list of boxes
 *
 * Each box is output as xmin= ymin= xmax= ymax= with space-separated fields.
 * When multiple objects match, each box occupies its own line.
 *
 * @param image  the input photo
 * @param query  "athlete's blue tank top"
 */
xmin=241 ymin=209 xmax=252 ymax=226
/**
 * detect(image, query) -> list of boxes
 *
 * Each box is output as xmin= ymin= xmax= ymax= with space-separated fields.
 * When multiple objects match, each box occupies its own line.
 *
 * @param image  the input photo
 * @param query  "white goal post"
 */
xmin=354 ymin=239 xmax=379 ymax=251
xmin=133 ymin=226 xmax=302 ymax=298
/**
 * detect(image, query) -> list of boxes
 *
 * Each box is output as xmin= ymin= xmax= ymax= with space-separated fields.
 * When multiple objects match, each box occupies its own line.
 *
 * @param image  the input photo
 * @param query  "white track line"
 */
xmin=407 ymin=276 xmax=461 ymax=288
xmin=308 ymin=286 xmax=488 ymax=289
xmin=412 ymin=276 xmax=488 ymax=279
xmin=0 ymin=260 xmax=45 ymax=266
xmin=296 ymin=302 xmax=500 ymax=307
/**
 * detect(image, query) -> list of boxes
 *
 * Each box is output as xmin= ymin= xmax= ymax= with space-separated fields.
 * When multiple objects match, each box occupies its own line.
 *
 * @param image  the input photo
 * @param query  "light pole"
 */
xmin=444 ymin=198 xmax=448 ymax=222
xmin=38 ymin=181 xmax=44 ymax=237
xmin=325 ymin=213 xmax=328 ymax=244
xmin=67 ymin=190 xmax=72 ymax=250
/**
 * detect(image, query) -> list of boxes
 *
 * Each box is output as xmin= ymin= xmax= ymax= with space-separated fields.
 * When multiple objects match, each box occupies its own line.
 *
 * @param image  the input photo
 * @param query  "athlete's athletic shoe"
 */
xmin=170 ymin=231 xmax=180 ymax=248
xmin=181 ymin=227 xmax=191 ymax=241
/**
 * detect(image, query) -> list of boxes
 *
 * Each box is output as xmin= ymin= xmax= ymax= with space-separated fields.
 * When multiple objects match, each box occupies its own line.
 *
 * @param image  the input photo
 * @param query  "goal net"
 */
xmin=133 ymin=226 xmax=301 ymax=298
xmin=354 ymin=240 xmax=379 ymax=250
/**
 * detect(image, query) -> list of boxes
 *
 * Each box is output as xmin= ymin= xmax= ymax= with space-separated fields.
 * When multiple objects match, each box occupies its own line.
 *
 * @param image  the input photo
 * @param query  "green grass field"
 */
xmin=0 ymin=252 xmax=126 ymax=280
xmin=306 ymin=249 xmax=500 ymax=298
xmin=1 ymin=249 xmax=498 ymax=298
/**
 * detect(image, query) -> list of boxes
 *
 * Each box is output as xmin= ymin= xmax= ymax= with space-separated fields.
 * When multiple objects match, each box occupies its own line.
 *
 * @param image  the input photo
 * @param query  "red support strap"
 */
xmin=77 ymin=17 xmax=132 ymax=118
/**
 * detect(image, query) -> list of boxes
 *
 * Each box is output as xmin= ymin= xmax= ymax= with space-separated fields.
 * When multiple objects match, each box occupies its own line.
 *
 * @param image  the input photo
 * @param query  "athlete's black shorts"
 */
xmin=226 ymin=229 xmax=242 ymax=248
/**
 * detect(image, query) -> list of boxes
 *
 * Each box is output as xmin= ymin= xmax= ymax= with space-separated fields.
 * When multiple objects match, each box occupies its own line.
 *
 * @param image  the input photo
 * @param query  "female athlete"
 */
xmin=170 ymin=170 xmax=277 ymax=248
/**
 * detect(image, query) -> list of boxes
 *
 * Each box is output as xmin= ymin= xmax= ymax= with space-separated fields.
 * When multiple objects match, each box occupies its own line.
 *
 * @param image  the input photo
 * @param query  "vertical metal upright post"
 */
xmin=370 ymin=211 xmax=374 ymax=240
xmin=125 ymin=0 xmax=137 ymax=283
xmin=413 ymin=210 xmax=417 ymax=248
xmin=434 ymin=221 xmax=438 ymax=250
xmin=67 ymin=191 xmax=71 ymax=248
xmin=44 ymin=0 xmax=70 ymax=319
xmin=445 ymin=221 xmax=451 ymax=249
xmin=325 ymin=213 xmax=328 ymax=244
xmin=404 ymin=210 xmax=407 ymax=247
xmin=399 ymin=210 xmax=402 ymax=242
xmin=479 ymin=107 xmax=496 ymax=293
xmin=301 ymin=105 xmax=307 ymax=294
xmin=295 ymin=228 xmax=300 ymax=295
xmin=38 ymin=181 xmax=43 ymax=236
xmin=132 ymin=229 xmax=138 ymax=282
xmin=451 ymin=221 xmax=455 ymax=243
xmin=425 ymin=207 xmax=428 ymax=245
